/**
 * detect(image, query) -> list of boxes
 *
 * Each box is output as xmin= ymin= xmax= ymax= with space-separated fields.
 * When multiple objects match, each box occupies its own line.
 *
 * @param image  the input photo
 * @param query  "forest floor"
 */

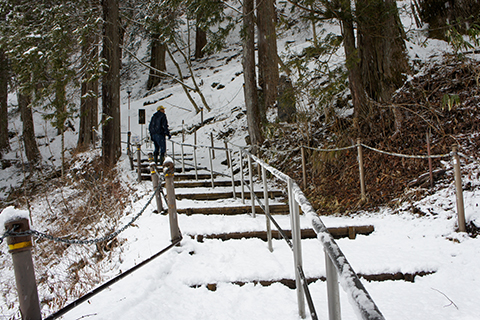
xmin=268 ymin=54 xmax=480 ymax=224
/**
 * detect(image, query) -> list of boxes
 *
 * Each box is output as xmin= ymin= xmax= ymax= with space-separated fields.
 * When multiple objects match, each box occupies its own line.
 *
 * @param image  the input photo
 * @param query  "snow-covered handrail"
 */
xmin=244 ymin=149 xmax=385 ymax=320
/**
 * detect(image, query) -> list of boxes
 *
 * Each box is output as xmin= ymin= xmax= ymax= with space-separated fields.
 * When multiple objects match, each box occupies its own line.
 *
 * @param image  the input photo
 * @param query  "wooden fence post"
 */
xmin=149 ymin=156 xmax=164 ymax=214
xmin=452 ymin=146 xmax=466 ymax=232
xmin=164 ymin=160 xmax=182 ymax=243
xmin=137 ymin=144 xmax=142 ymax=183
xmin=4 ymin=218 xmax=42 ymax=320
xmin=127 ymin=131 xmax=134 ymax=170
xmin=357 ymin=139 xmax=366 ymax=201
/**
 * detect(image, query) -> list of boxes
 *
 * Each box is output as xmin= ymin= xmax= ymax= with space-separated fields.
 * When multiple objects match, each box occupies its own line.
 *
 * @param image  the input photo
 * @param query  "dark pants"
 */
xmin=151 ymin=133 xmax=166 ymax=165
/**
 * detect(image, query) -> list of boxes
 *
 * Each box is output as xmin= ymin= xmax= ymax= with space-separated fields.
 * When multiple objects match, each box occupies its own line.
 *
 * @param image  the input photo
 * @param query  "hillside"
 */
xmin=1 ymin=2 xmax=480 ymax=319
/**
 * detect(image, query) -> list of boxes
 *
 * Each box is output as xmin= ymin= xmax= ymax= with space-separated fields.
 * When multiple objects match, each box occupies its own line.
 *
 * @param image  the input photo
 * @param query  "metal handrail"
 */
xmin=136 ymin=137 xmax=385 ymax=319
xmin=245 ymin=150 xmax=385 ymax=320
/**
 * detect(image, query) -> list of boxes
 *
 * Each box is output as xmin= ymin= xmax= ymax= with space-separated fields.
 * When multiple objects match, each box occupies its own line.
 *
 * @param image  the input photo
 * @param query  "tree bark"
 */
xmin=195 ymin=25 xmax=207 ymax=59
xmin=78 ymin=33 xmax=99 ymax=150
xmin=146 ymin=33 xmax=166 ymax=90
xmin=18 ymin=92 xmax=40 ymax=165
xmin=417 ymin=0 xmax=480 ymax=39
xmin=340 ymin=0 xmax=367 ymax=132
xmin=243 ymin=0 xmax=263 ymax=151
xmin=257 ymin=0 xmax=279 ymax=118
xmin=357 ymin=0 xmax=409 ymax=103
xmin=101 ymin=0 xmax=121 ymax=167
xmin=0 ymin=50 xmax=9 ymax=153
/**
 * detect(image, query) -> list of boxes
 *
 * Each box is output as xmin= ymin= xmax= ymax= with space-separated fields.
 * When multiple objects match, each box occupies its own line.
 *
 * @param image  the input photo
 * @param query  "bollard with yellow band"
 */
xmin=4 ymin=218 xmax=42 ymax=319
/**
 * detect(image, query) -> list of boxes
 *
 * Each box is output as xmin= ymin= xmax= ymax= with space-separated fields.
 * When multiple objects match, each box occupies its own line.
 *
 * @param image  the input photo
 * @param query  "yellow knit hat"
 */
xmin=157 ymin=105 xmax=165 ymax=111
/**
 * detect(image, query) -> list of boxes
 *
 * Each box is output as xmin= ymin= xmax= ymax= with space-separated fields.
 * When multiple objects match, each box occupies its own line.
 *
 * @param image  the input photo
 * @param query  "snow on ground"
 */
xmin=2 ymin=2 xmax=480 ymax=319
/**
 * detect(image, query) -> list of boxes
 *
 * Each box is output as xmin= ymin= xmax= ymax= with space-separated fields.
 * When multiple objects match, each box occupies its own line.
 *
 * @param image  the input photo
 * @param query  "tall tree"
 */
xmin=416 ymin=0 xmax=480 ymax=39
xmin=339 ymin=0 xmax=367 ymax=130
xmin=78 ymin=1 xmax=101 ymax=149
xmin=146 ymin=33 xmax=167 ymax=90
xmin=195 ymin=23 xmax=207 ymax=59
xmin=0 ymin=49 xmax=9 ymax=153
xmin=257 ymin=0 xmax=279 ymax=117
xmin=101 ymin=0 xmax=121 ymax=166
xmin=243 ymin=0 xmax=263 ymax=150
xmin=18 ymin=92 xmax=40 ymax=165
xmin=357 ymin=0 xmax=409 ymax=103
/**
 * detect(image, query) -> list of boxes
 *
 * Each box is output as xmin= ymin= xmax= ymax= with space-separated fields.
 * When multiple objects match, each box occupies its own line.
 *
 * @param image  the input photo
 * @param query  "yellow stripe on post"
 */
xmin=9 ymin=241 xmax=33 ymax=251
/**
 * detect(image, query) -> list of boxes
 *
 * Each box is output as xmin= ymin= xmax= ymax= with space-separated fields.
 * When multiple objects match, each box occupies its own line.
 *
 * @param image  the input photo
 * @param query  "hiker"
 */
xmin=149 ymin=105 xmax=171 ymax=166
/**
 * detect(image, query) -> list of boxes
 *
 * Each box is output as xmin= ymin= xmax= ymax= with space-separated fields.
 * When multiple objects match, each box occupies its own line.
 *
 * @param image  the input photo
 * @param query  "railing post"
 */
xmin=150 ymin=159 xmax=164 ymax=214
xmin=194 ymin=130 xmax=198 ymax=180
xmin=357 ymin=139 xmax=366 ymax=201
xmin=209 ymin=147 xmax=215 ymax=188
xmin=211 ymin=132 xmax=215 ymax=159
xmin=452 ymin=146 xmax=466 ymax=232
xmin=325 ymin=249 xmax=341 ymax=320
xmin=4 ymin=218 xmax=42 ymax=320
xmin=262 ymin=166 xmax=273 ymax=252
xmin=171 ymin=140 xmax=175 ymax=164
xmin=181 ymin=143 xmax=186 ymax=173
xmin=240 ymin=148 xmax=245 ymax=204
xmin=228 ymin=147 xmax=236 ymax=200
xmin=127 ymin=131 xmax=134 ymax=170
xmin=164 ymin=159 xmax=182 ymax=243
xmin=224 ymin=140 xmax=230 ymax=168
xmin=288 ymin=178 xmax=306 ymax=318
xmin=137 ymin=144 xmax=142 ymax=183
xmin=248 ymin=154 xmax=256 ymax=218
xmin=301 ymin=146 xmax=307 ymax=190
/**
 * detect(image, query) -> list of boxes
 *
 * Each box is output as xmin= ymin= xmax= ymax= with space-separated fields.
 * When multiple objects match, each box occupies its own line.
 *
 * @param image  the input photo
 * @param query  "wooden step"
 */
xmin=170 ymin=180 xmax=243 ymax=188
xmin=176 ymin=190 xmax=284 ymax=201
xmin=177 ymin=203 xmax=290 ymax=215
xmin=192 ymin=225 xmax=375 ymax=242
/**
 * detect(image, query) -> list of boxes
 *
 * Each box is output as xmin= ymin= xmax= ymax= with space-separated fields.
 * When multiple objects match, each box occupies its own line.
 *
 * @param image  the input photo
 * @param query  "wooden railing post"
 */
xmin=164 ymin=159 xmax=181 ymax=243
xmin=149 ymin=155 xmax=164 ymax=214
xmin=127 ymin=131 xmax=134 ymax=170
xmin=5 ymin=218 xmax=42 ymax=320
xmin=452 ymin=146 xmax=466 ymax=232
xmin=137 ymin=144 xmax=142 ymax=183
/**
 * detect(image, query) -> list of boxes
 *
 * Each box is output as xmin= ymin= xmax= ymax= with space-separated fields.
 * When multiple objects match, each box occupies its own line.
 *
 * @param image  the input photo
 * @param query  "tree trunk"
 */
xmin=417 ymin=0 xmax=480 ymax=39
xmin=257 ymin=0 xmax=279 ymax=118
xmin=18 ymin=92 xmax=40 ymax=165
xmin=243 ymin=0 xmax=263 ymax=151
xmin=101 ymin=0 xmax=121 ymax=167
xmin=357 ymin=0 xmax=409 ymax=103
xmin=340 ymin=0 xmax=367 ymax=132
xmin=195 ymin=25 xmax=207 ymax=59
xmin=146 ymin=33 xmax=166 ymax=90
xmin=78 ymin=33 xmax=99 ymax=150
xmin=0 ymin=50 xmax=9 ymax=153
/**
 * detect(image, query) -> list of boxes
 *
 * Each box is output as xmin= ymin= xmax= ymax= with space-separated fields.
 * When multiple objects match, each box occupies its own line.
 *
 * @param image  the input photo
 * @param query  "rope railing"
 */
xmin=124 ymin=133 xmax=471 ymax=320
